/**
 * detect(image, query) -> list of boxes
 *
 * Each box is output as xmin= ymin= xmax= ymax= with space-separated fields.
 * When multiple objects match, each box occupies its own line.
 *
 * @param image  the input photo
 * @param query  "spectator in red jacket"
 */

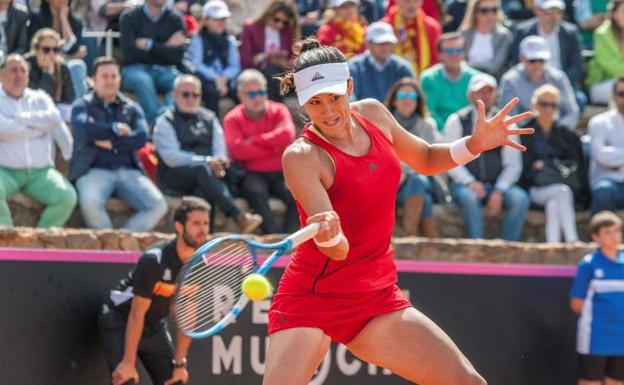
xmin=383 ymin=0 xmax=442 ymax=76
xmin=239 ymin=0 xmax=300 ymax=101
xmin=317 ymin=0 xmax=367 ymax=58
xmin=223 ymin=69 xmax=299 ymax=234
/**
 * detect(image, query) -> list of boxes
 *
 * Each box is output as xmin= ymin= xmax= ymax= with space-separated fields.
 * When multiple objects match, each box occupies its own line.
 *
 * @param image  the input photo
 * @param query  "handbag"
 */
xmin=533 ymin=158 xmax=582 ymax=193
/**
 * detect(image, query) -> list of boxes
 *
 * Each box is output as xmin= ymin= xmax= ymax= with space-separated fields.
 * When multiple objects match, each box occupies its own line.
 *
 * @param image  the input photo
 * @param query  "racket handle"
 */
xmin=287 ymin=223 xmax=320 ymax=248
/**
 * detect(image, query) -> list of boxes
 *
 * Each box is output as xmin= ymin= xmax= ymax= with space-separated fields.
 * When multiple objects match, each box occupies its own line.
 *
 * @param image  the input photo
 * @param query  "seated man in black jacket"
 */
xmin=153 ymin=74 xmax=262 ymax=233
xmin=0 ymin=0 xmax=29 ymax=56
xmin=119 ymin=0 xmax=187 ymax=124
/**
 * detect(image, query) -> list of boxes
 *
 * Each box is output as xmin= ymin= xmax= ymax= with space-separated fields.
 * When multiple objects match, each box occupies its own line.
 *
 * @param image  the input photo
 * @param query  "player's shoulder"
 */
xmin=283 ymin=137 xmax=321 ymax=165
xmin=351 ymin=98 xmax=386 ymax=115
xmin=140 ymin=240 xmax=175 ymax=265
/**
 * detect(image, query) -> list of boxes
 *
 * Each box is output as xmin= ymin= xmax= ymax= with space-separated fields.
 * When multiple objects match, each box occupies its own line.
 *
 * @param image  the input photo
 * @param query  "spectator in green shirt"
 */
xmin=420 ymin=32 xmax=481 ymax=131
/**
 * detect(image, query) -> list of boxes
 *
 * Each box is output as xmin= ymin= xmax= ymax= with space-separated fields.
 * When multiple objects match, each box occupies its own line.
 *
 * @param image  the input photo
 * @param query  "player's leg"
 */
xmin=604 ymin=356 xmax=624 ymax=385
xmin=137 ymin=324 xmax=178 ymax=385
xmin=262 ymin=327 xmax=331 ymax=385
xmin=347 ymin=307 xmax=486 ymax=385
xmin=578 ymin=354 xmax=608 ymax=385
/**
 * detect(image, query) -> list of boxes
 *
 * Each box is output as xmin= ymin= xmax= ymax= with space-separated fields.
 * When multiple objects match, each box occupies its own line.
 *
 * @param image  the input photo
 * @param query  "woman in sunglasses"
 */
xmin=240 ymin=0 xmax=300 ymax=101
xmin=519 ymin=85 xmax=588 ymax=243
xmin=384 ymin=77 xmax=440 ymax=237
xmin=458 ymin=0 xmax=512 ymax=79
xmin=24 ymin=28 xmax=76 ymax=122
xmin=28 ymin=0 xmax=88 ymax=98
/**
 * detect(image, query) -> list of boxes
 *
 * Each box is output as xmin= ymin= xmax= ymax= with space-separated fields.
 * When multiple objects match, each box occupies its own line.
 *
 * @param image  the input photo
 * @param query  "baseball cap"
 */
xmin=535 ymin=0 xmax=565 ymax=10
xmin=520 ymin=35 xmax=551 ymax=61
xmin=328 ymin=0 xmax=358 ymax=7
xmin=366 ymin=21 xmax=398 ymax=44
xmin=202 ymin=0 xmax=231 ymax=19
xmin=468 ymin=73 xmax=497 ymax=93
xmin=294 ymin=62 xmax=350 ymax=105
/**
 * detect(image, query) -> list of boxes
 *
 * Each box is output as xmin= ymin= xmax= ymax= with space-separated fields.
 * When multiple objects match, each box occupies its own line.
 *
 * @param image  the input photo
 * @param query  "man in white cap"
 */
xmin=499 ymin=35 xmax=579 ymax=130
xmin=348 ymin=21 xmax=414 ymax=102
xmin=512 ymin=0 xmax=583 ymax=89
xmin=188 ymin=0 xmax=240 ymax=115
xmin=444 ymin=72 xmax=529 ymax=241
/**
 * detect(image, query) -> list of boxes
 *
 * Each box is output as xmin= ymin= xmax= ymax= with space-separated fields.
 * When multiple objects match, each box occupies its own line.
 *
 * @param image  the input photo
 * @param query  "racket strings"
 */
xmin=175 ymin=240 xmax=256 ymax=333
xmin=176 ymin=241 xmax=250 ymax=306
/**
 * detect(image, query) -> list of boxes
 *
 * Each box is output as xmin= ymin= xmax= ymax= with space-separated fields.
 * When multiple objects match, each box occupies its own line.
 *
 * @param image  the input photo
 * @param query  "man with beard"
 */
xmin=98 ymin=196 xmax=210 ymax=385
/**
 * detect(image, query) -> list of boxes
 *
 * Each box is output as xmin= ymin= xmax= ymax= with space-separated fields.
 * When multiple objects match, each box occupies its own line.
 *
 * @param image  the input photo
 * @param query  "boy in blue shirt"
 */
xmin=570 ymin=211 xmax=624 ymax=385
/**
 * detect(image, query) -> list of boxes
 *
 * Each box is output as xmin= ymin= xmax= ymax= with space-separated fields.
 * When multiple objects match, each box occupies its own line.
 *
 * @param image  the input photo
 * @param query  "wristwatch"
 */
xmin=172 ymin=358 xmax=187 ymax=369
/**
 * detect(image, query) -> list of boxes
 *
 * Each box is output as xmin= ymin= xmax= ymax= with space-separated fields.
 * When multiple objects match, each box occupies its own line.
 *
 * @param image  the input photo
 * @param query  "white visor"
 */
xmin=293 ymin=62 xmax=350 ymax=105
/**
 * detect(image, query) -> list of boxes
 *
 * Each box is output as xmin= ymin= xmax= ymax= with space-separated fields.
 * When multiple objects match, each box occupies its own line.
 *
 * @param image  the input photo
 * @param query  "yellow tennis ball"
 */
xmin=241 ymin=274 xmax=272 ymax=301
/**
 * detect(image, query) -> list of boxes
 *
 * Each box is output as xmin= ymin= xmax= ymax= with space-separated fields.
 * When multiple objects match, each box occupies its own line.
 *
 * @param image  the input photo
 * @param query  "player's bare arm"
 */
xmin=282 ymin=138 xmax=349 ymax=260
xmin=353 ymin=98 xmax=534 ymax=175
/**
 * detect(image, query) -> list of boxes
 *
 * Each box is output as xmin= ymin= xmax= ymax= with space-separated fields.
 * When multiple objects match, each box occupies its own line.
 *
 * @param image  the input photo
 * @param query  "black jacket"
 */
xmin=25 ymin=53 xmax=75 ymax=104
xmin=3 ymin=3 xmax=29 ymax=55
xmin=520 ymin=117 xmax=589 ymax=206
xmin=119 ymin=5 xmax=186 ymax=67
xmin=28 ymin=5 xmax=84 ymax=55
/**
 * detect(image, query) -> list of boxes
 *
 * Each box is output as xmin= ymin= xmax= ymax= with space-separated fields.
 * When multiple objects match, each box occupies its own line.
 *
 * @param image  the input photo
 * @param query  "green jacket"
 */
xmin=587 ymin=23 xmax=624 ymax=86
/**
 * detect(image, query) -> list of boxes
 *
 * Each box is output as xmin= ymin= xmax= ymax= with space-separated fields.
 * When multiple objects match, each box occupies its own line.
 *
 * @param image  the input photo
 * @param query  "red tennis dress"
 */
xmin=268 ymin=111 xmax=412 ymax=344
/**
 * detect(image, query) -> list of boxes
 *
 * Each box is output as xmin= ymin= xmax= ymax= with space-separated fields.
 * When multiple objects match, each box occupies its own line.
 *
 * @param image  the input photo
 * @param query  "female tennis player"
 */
xmin=266 ymin=38 xmax=533 ymax=385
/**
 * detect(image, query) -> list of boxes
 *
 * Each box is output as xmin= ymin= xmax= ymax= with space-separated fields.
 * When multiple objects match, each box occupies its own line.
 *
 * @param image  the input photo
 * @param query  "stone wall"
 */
xmin=9 ymin=192 xmax=607 ymax=243
xmin=0 ymin=226 xmax=593 ymax=265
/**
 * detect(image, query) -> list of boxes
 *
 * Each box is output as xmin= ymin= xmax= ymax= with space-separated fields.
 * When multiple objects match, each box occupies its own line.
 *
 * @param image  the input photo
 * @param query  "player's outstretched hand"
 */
xmin=467 ymin=97 xmax=534 ymax=154
xmin=112 ymin=361 xmax=139 ymax=385
xmin=164 ymin=367 xmax=189 ymax=385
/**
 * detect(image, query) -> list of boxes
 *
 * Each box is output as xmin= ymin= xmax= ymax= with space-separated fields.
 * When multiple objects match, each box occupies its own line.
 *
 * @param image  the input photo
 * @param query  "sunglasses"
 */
xmin=614 ymin=91 xmax=624 ymax=98
xmin=246 ymin=89 xmax=268 ymax=98
xmin=39 ymin=46 xmax=61 ymax=54
xmin=537 ymin=101 xmax=558 ymax=109
xmin=528 ymin=59 xmax=546 ymax=64
xmin=181 ymin=91 xmax=201 ymax=99
xmin=396 ymin=91 xmax=418 ymax=100
xmin=443 ymin=47 xmax=464 ymax=55
xmin=477 ymin=6 xmax=498 ymax=14
xmin=272 ymin=16 xmax=289 ymax=25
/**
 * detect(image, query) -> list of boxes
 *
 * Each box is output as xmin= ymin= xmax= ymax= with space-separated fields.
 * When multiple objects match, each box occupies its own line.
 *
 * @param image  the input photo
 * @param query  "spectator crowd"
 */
xmin=2 ymin=0 xmax=624 ymax=244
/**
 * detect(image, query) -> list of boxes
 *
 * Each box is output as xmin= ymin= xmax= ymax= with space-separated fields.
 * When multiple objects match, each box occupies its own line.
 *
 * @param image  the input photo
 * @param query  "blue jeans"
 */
xmin=590 ymin=178 xmax=624 ymax=214
xmin=67 ymin=59 xmax=87 ymax=99
xmin=397 ymin=173 xmax=434 ymax=219
xmin=76 ymin=168 xmax=168 ymax=231
xmin=122 ymin=64 xmax=179 ymax=124
xmin=451 ymin=182 xmax=530 ymax=241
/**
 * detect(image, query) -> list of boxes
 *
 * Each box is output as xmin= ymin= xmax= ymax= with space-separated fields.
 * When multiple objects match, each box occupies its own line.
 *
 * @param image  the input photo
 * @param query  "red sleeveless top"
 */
xmin=279 ymin=111 xmax=401 ymax=294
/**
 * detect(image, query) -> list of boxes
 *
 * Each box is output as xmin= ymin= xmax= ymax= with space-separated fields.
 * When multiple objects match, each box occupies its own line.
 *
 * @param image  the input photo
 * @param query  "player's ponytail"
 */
xmin=277 ymin=37 xmax=347 ymax=95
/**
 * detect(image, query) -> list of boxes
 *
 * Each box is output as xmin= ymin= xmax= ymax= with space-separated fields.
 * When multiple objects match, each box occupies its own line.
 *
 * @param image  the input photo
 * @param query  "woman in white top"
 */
xmin=459 ymin=0 xmax=513 ymax=79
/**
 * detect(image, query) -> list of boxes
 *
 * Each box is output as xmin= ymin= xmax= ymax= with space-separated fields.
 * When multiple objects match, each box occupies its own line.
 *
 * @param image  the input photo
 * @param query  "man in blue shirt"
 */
xmin=70 ymin=56 xmax=168 ymax=232
xmin=570 ymin=210 xmax=624 ymax=384
xmin=349 ymin=21 xmax=414 ymax=102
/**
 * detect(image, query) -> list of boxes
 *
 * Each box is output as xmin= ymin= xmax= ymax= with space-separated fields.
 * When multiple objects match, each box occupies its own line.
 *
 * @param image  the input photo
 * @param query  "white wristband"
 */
xmin=450 ymin=137 xmax=479 ymax=166
xmin=314 ymin=233 xmax=344 ymax=248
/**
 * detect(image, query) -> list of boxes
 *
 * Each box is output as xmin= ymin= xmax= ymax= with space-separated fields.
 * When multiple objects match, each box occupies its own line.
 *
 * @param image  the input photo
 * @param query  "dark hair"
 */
xmin=92 ymin=56 xmax=119 ymax=75
xmin=253 ymin=0 xmax=300 ymax=39
xmin=384 ymin=77 xmax=429 ymax=118
xmin=173 ymin=196 xmax=211 ymax=225
xmin=435 ymin=32 xmax=464 ymax=52
xmin=278 ymin=37 xmax=347 ymax=95
xmin=589 ymin=211 xmax=622 ymax=235
xmin=613 ymin=76 xmax=624 ymax=94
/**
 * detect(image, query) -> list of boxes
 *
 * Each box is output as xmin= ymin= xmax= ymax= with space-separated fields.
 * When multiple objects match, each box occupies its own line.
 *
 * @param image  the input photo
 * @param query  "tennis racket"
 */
xmin=174 ymin=223 xmax=320 ymax=339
